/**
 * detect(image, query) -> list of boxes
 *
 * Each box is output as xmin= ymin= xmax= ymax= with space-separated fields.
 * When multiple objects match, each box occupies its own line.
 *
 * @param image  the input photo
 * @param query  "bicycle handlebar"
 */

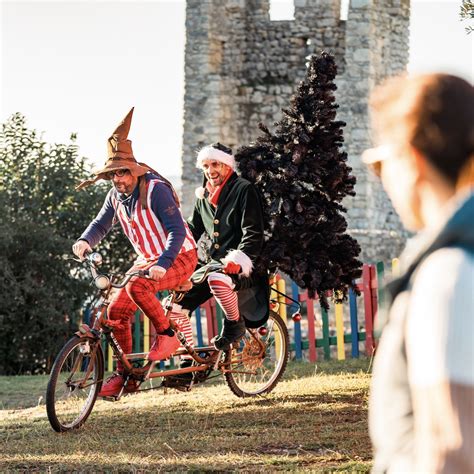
xmin=80 ymin=251 xmax=227 ymax=292
xmin=109 ymin=264 xmax=226 ymax=291
xmin=79 ymin=252 xmax=151 ymax=291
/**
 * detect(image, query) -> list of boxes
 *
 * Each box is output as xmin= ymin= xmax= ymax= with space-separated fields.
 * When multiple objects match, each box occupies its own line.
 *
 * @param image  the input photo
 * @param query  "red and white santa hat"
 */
xmin=196 ymin=143 xmax=235 ymax=170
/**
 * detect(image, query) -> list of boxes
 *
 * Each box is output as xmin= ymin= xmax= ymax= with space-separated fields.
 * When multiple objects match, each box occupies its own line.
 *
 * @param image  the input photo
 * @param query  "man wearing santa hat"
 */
xmin=167 ymin=142 xmax=268 ymax=381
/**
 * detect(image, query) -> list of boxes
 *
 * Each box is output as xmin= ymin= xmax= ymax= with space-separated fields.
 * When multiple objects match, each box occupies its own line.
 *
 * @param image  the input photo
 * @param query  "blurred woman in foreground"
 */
xmin=364 ymin=74 xmax=473 ymax=473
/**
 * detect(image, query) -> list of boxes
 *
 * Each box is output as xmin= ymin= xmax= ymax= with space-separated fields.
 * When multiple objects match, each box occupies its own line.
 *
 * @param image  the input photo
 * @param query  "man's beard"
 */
xmin=114 ymin=182 xmax=134 ymax=195
xmin=209 ymin=177 xmax=224 ymax=186
xmin=207 ymin=173 xmax=225 ymax=187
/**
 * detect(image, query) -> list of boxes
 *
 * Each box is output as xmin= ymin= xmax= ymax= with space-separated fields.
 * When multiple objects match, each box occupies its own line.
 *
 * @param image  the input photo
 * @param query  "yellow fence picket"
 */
xmin=335 ymin=294 xmax=345 ymax=360
xmin=392 ymin=258 xmax=400 ymax=277
xmin=108 ymin=344 xmax=113 ymax=372
xmin=143 ymin=318 xmax=150 ymax=353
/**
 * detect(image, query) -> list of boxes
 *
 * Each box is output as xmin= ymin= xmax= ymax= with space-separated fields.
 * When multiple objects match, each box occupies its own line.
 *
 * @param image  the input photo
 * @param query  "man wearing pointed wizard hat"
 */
xmin=73 ymin=108 xmax=198 ymax=397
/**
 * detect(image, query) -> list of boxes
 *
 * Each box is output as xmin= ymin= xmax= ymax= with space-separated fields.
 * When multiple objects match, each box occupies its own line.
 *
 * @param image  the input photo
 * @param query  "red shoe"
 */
xmin=148 ymin=334 xmax=181 ymax=361
xmin=98 ymin=373 xmax=137 ymax=397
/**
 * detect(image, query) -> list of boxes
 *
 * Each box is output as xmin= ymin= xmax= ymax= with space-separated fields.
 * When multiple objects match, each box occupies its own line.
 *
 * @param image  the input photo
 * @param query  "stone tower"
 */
xmin=181 ymin=0 xmax=410 ymax=263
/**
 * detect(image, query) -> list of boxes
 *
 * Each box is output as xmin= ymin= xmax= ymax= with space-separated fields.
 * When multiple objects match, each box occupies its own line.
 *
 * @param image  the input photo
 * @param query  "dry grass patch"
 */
xmin=0 ymin=359 xmax=372 ymax=472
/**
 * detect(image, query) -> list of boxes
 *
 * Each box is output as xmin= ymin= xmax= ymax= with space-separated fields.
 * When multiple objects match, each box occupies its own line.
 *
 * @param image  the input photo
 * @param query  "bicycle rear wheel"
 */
xmin=225 ymin=310 xmax=289 ymax=397
xmin=46 ymin=335 xmax=104 ymax=432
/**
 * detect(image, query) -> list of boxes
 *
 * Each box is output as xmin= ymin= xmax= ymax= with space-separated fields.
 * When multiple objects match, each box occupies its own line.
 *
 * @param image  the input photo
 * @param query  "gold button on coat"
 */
xmin=214 ymin=219 xmax=219 ymax=224
xmin=214 ymin=243 xmax=220 ymax=249
xmin=213 ymin=232 xmax=219 ymax=237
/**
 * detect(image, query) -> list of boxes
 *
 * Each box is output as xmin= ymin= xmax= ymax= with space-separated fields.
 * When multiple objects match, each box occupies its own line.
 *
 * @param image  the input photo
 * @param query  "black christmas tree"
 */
xmin=235 ymin=51 xmax=362 ymax=308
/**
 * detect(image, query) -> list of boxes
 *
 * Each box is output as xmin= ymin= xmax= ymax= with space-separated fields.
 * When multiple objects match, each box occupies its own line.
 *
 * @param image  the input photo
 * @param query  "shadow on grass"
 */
xmin=0 ymin=358 xmax=371 ymax=410
xmin=1 ymin=377 xmax=371 ymax=472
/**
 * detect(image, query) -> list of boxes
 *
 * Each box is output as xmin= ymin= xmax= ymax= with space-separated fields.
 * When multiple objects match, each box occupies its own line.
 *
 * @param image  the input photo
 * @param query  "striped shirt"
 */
xmin=80 ymin=174 xmax=196 ymax=269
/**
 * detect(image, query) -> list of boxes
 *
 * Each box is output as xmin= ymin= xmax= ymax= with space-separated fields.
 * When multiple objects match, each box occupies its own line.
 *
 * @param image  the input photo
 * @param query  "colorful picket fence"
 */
xmin=84 ymin=259 xmax=400 ymax=370
xmin=266 ymin=259 xmax=399 ymax=362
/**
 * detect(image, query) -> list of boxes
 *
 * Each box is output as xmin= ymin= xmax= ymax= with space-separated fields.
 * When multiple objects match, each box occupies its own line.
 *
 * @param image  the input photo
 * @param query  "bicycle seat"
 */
xmin=171 ymin=280 xmax=193 ymax=292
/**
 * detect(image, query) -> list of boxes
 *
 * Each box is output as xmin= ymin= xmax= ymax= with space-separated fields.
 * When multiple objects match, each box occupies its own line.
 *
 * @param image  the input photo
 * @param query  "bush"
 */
xmin=0 ymin=113 xmax=131 ymax=374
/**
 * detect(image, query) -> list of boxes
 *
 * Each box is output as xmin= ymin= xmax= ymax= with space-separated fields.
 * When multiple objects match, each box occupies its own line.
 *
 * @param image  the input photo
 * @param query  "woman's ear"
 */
xmin=409 ymin=145 xmax=428 ymax=185
xmin=410 ymin=144 xmax=457 ymax=201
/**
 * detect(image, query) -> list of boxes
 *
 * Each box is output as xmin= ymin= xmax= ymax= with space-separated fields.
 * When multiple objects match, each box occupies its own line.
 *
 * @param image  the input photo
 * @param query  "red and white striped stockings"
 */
xmin=170 ymin=272 xmax=240 ymax=354
xmin=169 ymin=307 xmax=194 ymax=360
xmin=207 ymin=273 xmax=240 ymax=321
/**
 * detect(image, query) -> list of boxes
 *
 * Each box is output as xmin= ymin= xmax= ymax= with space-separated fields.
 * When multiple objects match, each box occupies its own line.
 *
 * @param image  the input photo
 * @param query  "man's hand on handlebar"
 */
xmin=72 ymin=240 xmax=92 ymax=261
xmin=223 ymin=262 xmax=241 ymax=274
xmin=148 ymin=265 xmax=167 ymax=280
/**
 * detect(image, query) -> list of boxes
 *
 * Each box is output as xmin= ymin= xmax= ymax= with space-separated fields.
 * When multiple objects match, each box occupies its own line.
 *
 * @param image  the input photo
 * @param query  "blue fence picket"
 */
xmin=349 ymin=287 xmax=359 ymax=358
xmin=194 ymin=306 xmax=204 ymax=347
xmin=291 ymin=281 xmax=302 ymax=360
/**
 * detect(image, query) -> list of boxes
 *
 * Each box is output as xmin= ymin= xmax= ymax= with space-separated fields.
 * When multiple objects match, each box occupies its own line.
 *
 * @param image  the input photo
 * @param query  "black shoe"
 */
xmin=213 ymin=318 xmax=246 ymax=351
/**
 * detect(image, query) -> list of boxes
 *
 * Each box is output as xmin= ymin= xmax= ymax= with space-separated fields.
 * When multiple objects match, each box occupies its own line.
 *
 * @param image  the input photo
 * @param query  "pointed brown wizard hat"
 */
xmin=76 ymin=107 xmax=154 ymax=190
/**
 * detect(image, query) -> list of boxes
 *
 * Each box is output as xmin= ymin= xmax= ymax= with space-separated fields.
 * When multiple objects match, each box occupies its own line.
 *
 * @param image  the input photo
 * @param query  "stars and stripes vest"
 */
xmin=111 ymin=179 xmax=196 ymax=264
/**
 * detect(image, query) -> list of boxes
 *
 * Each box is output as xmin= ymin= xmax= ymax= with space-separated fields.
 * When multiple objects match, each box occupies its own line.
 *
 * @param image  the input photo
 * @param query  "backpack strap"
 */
xmin=137 ymin=170 xmax=180 ymax=210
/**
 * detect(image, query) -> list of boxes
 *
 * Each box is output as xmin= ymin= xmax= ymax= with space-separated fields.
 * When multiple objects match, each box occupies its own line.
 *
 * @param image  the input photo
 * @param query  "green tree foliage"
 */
xmin=0 ymin=113 xmax=132 ymax=374
xmin=460 ymin=0 xmax=474 ymax=34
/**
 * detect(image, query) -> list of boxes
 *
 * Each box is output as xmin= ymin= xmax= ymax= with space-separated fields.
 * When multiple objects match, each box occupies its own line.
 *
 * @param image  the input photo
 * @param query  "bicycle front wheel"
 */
xmin=225 ymin=310 xmax=289 ymax=397
xmin=46 ymin=336 xmax=104 ymax=432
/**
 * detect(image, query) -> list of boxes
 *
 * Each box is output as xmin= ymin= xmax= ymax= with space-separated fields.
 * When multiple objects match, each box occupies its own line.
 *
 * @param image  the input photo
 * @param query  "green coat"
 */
xmin=188 ymin=173 xmax=265 ymax=267
xmin=186 ymin=173 xmax=269 ymax=327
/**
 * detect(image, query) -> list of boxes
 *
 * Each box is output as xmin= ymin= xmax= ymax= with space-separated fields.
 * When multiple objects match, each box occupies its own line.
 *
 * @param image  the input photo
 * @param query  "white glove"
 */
xmin=72 ymin=240 xmax=92 ymax=260
xmin=149 ymin=265 xmax=167 ymax=281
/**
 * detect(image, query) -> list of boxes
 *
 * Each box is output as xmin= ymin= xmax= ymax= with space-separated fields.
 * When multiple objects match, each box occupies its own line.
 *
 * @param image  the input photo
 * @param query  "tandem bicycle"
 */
xmin=46 ymin=252 xmax=297 ymax=432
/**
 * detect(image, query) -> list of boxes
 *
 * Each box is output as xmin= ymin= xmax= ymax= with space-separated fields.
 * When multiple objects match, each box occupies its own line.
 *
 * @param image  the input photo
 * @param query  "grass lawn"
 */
xmin=0 ymin=358 xmax=372 ymax=472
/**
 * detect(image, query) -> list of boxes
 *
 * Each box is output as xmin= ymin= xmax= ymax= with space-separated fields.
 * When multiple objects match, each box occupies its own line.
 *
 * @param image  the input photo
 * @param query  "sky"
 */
xmin=1 ymin=0 xmax=473 ymax=180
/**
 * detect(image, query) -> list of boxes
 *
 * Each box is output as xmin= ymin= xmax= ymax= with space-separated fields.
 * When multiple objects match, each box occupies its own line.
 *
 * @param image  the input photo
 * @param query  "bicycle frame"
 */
xmin=77 ymin=290 xmax=264 ymax=389
xmin=75 ymin=253 xmax=292 ymax=387
xmin=47 ymin=252 xmax=291 ymax=432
